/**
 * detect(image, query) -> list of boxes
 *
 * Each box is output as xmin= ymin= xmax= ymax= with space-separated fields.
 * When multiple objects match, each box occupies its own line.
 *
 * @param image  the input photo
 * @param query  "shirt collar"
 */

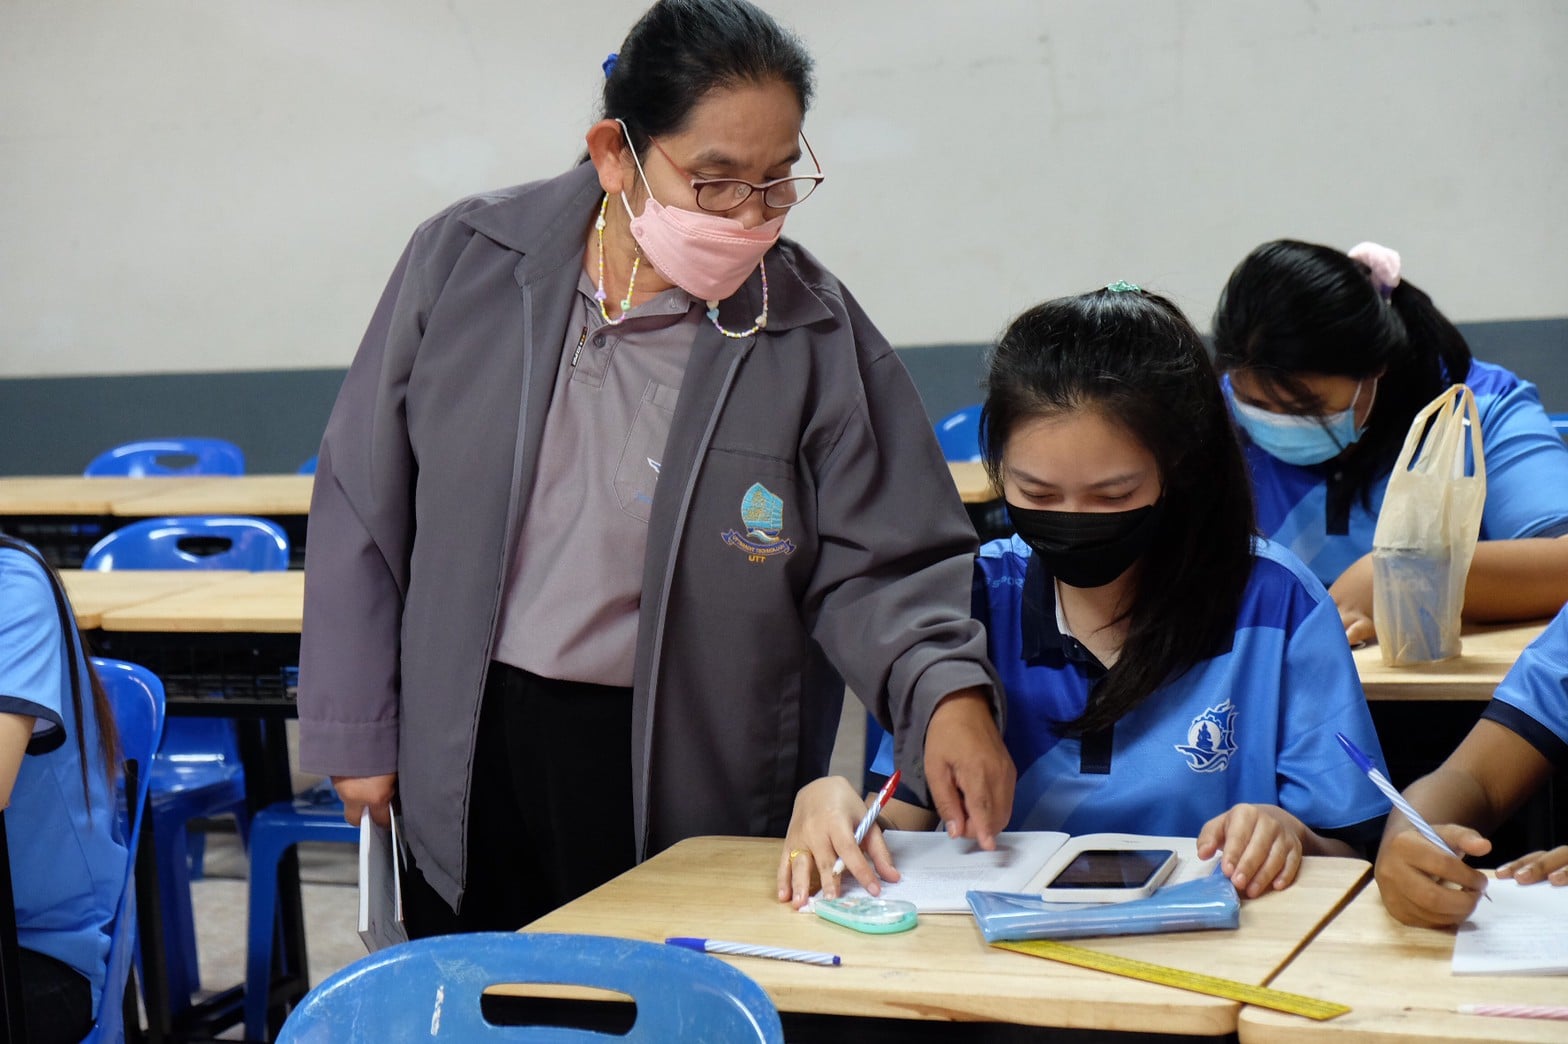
xmin=1021 ymin=552 xmax=1107 ymax=674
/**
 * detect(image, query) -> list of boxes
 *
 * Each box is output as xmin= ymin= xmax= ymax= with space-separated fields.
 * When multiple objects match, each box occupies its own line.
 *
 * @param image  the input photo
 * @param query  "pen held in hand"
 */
xmin=1334 ymin=732 xmax=1489 ymax=901
xmin=665 ymin=937 xmax=840 ymax=966
xmin=832 ymin=769 xmax=900 ymax=878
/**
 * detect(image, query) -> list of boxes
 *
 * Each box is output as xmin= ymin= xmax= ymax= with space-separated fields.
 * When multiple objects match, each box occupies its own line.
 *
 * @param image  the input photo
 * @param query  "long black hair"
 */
xmin=603 ymin=0 xmax=815 ymax=152
xmin=1211 ymin=239 xmax=1472 ymax=512
xmin=0 ymin=536 xmax=119 ymax=809
xmin=983 ymin=289 xmax=1257 ymax=734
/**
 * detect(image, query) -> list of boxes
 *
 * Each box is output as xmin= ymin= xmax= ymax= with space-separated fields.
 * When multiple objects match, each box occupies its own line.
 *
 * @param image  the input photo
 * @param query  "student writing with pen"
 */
xmin=781 ymin=286 xmax=1389 ymax=908
xmin=1375 ymin=603 xmax=1568 ymax=928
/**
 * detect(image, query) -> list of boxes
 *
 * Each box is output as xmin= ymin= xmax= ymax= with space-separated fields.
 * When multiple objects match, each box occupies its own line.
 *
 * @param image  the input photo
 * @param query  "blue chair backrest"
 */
xmin=83 ymin=516 xmax=290 ymax=572
xmin=297 ymin=454 xmax=318 ymax=475
xmin=1550 ymin=412 xmax=1568 ymax=442
xmin=85 ymin=438 xmax=246 ymax=477
xmin=935 ymin=404 xmax=983 ymax=463
xmin=277 ymin=932 xmax=784 ymax=1043
xmin=86 ymin=658 xmax=167 ymax=1044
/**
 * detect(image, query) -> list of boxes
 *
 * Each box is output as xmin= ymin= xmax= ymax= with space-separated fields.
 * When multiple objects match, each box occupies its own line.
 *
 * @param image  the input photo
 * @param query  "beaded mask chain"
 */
xmin=705 ymin=260 xmax=768 ymax=339
xmin=595 ymin=194 xmax=640 ymax=325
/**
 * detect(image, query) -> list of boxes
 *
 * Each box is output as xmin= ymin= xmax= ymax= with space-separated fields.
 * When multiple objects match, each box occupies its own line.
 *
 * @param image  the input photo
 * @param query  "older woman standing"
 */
xmin=299 ymin=0 xmax=1012 ymax=935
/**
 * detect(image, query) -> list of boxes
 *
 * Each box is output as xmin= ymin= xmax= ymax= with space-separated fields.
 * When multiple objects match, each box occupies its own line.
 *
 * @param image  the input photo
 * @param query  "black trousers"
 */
xmin=401 ymin=661 xmax=636 ymax=937
xmin=20 ymin=947 xmax=93 ymax=1044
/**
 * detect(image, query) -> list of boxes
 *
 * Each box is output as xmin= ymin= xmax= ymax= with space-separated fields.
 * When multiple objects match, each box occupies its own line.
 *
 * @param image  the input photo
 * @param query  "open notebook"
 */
xmin=822 ymin=831 xmax=1218 ymax=913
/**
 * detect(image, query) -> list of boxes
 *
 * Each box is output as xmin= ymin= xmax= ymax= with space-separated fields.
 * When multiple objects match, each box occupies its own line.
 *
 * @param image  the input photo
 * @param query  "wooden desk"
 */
xmin=1240 ymin=878 xmax=1565 ymax=1043
xmin=0 ymin=475 xmax=314 ymax=568
xmin=97 ymin=571 xmax=304 ymax=634
xmin=0 ymin=476 xmax=201 ymax=514
xmin=1354 ymin=621 xmax=1547 ymax=703
xmin=518 ymin=836 xmax=1370 ymax=1038
xmin=59 ymin=570 xmax=238 ymax=629
xmin=101 ymin=475 xmax=314 ymax=518
xmin=948 ymin=461 xmax=996 ymax=504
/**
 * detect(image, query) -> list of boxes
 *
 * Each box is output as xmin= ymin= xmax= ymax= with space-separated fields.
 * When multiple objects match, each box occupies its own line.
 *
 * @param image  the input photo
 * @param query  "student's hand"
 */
xmin=1197 ymin=803 xmax=1307 ymax=898
xmin=923 ymin=689 xmax=1015 ymax=850
xmin=1328 ymin=553 xmax=1378 ymax=645
xmin=334 ymin=773 xmax=397 ymax=828
xmin=777 ymin=776 xmax=900 ymax=909
xmin=1373 ymin=822 xmax=1491 ymax=928
xmin=1497 ymin=845 xmax=1568 ymax=886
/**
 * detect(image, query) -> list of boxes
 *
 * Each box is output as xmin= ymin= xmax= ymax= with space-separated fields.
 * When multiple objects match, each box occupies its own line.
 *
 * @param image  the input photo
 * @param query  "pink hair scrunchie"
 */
xmin=1348 ymin=241 xmax=1402 ymax=298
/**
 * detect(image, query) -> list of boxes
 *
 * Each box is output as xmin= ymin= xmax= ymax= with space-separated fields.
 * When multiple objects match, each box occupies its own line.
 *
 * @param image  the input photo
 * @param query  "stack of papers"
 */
xmin=357 ymin=808 xmax=408 ymax=953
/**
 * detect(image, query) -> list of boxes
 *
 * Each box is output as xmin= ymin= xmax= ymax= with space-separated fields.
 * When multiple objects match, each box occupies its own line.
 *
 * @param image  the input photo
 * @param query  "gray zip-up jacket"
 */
xmin=298 ymin=162 xmax=1002 ymax=909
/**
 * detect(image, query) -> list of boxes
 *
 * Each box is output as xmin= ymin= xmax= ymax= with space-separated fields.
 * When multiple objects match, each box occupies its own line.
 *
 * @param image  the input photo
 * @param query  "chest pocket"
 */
xmin=614 ymin=380 xmax=681 ymax=522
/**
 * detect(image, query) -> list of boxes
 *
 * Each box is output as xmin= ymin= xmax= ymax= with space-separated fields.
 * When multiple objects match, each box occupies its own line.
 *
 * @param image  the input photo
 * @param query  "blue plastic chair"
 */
xmin=297 ymin=455 xmax=318 ymax=475
xmin=276 ymin=932 xmax=784 ymax=1043
xmin=85 ymin=658 xmax=167 ymax=1044
xmin=83 ymin=516 xmax=289 ymax=573
xmin=1550 ymin=412 xmax=1568 ymax=441
xmin=83 ymin=516 xmax=289 ymax=1016
xmin=243 ymin=783 xmax=358 ymax=1040
xmin=934 ymin=404 xmax=983 ymax=463
xmin=85 ymin=438 xmax=246 ymax=477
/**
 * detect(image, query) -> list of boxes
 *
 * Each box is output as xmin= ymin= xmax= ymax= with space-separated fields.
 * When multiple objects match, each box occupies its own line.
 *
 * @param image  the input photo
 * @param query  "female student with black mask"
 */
xmin=783 ymin=286 xmax=1387 ymax=906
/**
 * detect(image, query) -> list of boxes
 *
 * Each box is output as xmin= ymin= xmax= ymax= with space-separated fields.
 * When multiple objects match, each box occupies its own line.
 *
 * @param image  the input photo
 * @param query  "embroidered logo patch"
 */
xmin=1175 ymin=700 xmax=1237 ymax=773
xmin=721 ymin=483 xmax=797 ymax=563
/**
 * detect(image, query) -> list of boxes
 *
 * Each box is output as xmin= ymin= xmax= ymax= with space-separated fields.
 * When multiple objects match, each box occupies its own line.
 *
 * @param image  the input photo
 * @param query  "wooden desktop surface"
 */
xmin=1354 ymin=621 xmax=1547 ymax=703
xmin=59 ymin=570 xmax=240 ymax=629
xmin=947 ymin=461 xmax=995 ymax=504
xmin=91 ymin=571 xmax=305 ymax=633
xmin=517 ymin=836 xmax=1370 ymax=1037
xmin=0 ymin=474 xmax=312 ymax=517
xmin=1240 ymin=877 xmax=1565 ymax=1044
xmin=0 ymin=476 xmax=201 ymax=514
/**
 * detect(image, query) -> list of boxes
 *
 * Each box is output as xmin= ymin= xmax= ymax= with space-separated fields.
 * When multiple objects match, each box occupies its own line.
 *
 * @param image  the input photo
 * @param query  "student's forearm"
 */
xmin=1396 ymin=765 xmax=1500 ymax=835
xmin=1462 ymin=536 xmax=1568 ymax=623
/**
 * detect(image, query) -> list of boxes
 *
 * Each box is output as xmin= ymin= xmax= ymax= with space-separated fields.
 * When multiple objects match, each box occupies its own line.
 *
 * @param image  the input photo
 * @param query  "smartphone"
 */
xmin=1040 ymin=848 xmax=1178 ymax=903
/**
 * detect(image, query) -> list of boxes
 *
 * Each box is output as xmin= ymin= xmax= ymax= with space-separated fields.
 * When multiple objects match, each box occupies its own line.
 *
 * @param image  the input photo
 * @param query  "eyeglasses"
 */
xmin=647 ymin=133 xmax=825 ymax=212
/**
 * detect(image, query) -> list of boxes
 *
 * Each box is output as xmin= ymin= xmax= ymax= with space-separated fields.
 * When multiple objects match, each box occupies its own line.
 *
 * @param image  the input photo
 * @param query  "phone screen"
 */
xmin=1047 ymin=849 xmax=1174 ymax=889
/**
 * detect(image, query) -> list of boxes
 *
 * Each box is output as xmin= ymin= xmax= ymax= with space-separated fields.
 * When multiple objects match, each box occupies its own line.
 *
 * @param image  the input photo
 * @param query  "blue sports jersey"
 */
xmin=873 ymin=536 xmax=1388 ymax=841
xmin=0 ymin=546 xmax=127 ymax=1013
xmin=1481 ymin=605 xmax=1568 ymax=769
xmin=1229 ymin=360 xmax=1568 ymax=587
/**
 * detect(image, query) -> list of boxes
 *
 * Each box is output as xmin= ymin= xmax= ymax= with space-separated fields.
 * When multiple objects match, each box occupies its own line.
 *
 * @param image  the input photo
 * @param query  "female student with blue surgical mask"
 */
xmin=781 ymin=286 xmax=1388 ymax=907
xmin=1212 ymin=239 xmax=1568 ymax=645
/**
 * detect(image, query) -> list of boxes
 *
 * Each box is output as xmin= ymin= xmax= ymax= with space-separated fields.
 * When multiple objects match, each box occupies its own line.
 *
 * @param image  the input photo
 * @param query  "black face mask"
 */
xmin=1006 ymin=500 xmax=1165 ymax=589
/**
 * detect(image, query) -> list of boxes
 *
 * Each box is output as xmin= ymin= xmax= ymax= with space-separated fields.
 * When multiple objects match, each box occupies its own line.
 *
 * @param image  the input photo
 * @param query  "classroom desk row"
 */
xmin=0 ymin=474 xmax=315 ymax=567
xmin=518 ymin=837 xmax=1565 ymax=1043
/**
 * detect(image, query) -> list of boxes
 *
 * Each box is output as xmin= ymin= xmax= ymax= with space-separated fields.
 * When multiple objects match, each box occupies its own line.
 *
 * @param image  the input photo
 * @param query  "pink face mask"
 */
xmin=618 ymin=123 xmax=784 ymax=303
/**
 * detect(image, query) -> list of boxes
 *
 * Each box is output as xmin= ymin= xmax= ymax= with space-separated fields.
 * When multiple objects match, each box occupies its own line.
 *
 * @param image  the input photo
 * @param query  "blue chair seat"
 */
xmin=85 ymin=437 xmax=245 ymax=477
xmin=276 ymin=932 xmax=783 ymax=1042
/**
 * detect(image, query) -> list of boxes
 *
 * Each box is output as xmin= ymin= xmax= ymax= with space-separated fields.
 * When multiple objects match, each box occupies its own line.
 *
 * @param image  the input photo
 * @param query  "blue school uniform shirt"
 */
xmin=873 ymin=537 xmax=1388 ymax=842
xmin=1481 ymin=605 xmax=1568 ymax=768
xmin=1229 ymin=360 xmax=1568 ymax=587
xmin=0 ymin=547 xmax=126 ymax=1013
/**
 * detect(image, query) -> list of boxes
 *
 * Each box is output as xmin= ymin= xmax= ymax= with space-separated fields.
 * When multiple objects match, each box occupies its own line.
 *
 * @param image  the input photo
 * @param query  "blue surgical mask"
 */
xmin=1229 ymin=379 xmax=1375 ymax=467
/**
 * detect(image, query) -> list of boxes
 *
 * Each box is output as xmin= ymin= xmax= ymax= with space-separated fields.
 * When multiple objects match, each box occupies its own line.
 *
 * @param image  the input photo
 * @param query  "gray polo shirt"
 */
xmin=493 ymin=269 xmax=702 ymax=685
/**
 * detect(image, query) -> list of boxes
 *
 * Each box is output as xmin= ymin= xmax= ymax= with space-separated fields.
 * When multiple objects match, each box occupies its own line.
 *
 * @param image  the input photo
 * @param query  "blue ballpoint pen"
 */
xmin=1335 ymin=732 xmax=1489 ymax=900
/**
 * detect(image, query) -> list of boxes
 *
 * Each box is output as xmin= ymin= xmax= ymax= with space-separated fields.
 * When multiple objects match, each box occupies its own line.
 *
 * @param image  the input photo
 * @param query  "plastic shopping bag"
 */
xmin=1372 ymin=385 xmax=1486 ymax=665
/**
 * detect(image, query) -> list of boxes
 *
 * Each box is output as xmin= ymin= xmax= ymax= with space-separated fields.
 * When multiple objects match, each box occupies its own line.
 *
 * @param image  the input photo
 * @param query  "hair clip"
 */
xmin=1347 ymin=241 xmax=1401 ymax=298
xmin=1105 ymin=280 xmax=1141 ymax=293
xmin=602 ymin=52 xmax=619 ymax=78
